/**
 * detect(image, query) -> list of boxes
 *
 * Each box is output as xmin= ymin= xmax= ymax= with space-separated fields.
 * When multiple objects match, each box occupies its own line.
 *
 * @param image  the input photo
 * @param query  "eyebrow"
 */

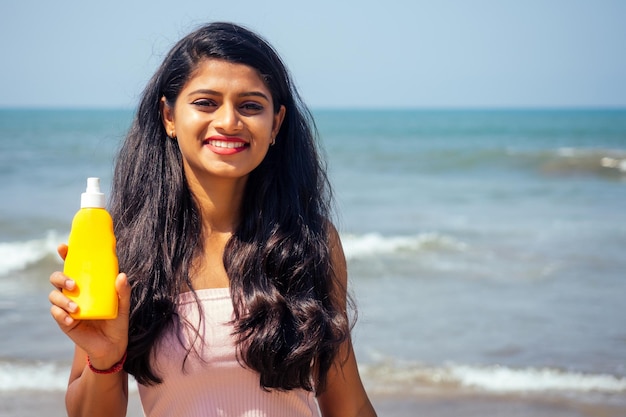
xmin=187 ymin=89 xmax=271 ymax=101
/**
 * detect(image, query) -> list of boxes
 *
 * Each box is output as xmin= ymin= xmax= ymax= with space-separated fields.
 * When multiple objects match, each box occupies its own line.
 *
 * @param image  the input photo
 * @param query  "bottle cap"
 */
xmin=80 ymin=177 xmax=106 ymax=208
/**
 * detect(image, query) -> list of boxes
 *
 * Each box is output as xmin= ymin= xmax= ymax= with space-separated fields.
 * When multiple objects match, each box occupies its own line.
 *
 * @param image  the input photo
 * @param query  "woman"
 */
xmin=49 ymin=22 xmax=376 ymax=417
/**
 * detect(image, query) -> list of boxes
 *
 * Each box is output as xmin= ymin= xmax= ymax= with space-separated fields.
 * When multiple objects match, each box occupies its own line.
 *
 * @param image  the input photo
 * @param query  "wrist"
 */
xmin=87 ymin=351 xmax=127 ymax=375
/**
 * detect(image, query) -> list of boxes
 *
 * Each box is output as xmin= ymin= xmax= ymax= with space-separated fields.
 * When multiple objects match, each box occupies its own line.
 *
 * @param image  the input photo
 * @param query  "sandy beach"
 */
xmin=2 ymin=390 xmax=626 ymax=417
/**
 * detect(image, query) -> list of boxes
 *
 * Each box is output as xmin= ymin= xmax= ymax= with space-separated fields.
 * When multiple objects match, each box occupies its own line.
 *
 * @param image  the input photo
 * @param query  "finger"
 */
xmin=49 ymin=271 xmax=75 ymax=291
xmin=50 ymin=304 xmax=77 ymax=328
xmin=57 ymin=244 xmax=68 ymax=261
xmin=115 ymin=273 xmax=131 ymax=317
xmin=48 ymin=289 xmax=78 ymax=314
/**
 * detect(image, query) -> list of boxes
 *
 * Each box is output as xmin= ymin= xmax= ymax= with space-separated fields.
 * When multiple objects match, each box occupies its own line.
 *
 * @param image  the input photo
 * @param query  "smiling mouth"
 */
xmin=206 ymin=139 xmax=248 ymax=149
xmin=204 ymin=137 xmax=249 ymax=155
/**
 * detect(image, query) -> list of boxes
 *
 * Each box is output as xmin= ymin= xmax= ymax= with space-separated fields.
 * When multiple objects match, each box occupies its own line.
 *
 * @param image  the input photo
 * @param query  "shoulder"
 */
xmin=324 ymin=222 xmax=348 ymax=298
xmin=326 ymin=222 xmax=345 ymax=264
xmin=326 ymin=222 xmax=342 ymax=251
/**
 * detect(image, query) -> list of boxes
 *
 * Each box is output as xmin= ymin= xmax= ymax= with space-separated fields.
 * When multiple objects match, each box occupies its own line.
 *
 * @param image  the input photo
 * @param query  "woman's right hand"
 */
xmin=49 ymin=244 xmax=132 ymax=370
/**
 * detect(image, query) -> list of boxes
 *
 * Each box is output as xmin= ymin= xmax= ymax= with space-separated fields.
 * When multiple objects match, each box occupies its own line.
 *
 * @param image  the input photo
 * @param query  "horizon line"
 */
xmin=1 ymin=105 xmax=625 ymax=112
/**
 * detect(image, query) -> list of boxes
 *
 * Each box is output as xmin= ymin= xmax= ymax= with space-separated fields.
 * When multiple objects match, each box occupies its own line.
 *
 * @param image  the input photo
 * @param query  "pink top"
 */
xmin=137 ymin=288 xmax=321 ymax=417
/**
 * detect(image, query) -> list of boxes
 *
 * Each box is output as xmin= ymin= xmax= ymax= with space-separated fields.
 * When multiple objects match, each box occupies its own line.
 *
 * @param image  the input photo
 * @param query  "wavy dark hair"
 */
xmin=110 ymin=22 xmax=350 ymax=393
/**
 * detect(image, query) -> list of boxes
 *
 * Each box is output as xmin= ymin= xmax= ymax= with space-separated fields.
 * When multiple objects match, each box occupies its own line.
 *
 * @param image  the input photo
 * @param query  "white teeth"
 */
xmin=209 ymin=140 xmax=244 ymax=149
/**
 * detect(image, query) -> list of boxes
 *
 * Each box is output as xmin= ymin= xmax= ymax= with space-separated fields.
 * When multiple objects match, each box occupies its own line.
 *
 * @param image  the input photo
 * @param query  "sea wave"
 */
xmin=1 ymin=232 xmax=467 ymax=275
xmin=341 ymin=232 xmax=468 ymax=261
xmin=402 ymin=145 xmax=626 ymax=178
xmin=0 ymin=360 xmax=68 ymax=392
xmin=3 ymin=357 xmax=624 ymax=394
xmin=0 ymin=360 xmax=139 ymax=392
xmin=426 ymin=146 xmax=626 ymax=179
xmin=0 ymin=231 xmax=65 ymax=277
xmin=516 ymin=147 xmax=626 ymax=179
xmin=361 ymin=361 xmax=626 ymax=395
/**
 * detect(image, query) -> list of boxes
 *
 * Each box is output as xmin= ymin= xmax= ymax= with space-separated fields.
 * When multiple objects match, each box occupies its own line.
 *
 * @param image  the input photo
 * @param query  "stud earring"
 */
xmin=270 ymin=137 xmax=276 ymax=146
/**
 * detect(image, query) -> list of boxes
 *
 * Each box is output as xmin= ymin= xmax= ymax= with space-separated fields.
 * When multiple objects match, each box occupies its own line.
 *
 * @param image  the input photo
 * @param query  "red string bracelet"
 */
xmin=87 ymin=352 xmax=127 ymax=375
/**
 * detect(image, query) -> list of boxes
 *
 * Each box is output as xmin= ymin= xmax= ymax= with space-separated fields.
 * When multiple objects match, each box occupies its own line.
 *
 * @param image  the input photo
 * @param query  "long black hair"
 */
xmin=110 ymin=22 xmax=350 ymax=393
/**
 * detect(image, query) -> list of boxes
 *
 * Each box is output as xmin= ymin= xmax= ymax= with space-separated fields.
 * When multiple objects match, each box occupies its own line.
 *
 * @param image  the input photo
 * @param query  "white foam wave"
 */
xmin=362 ymin=361 xmax=626 ymax=394
xmin=601 ymin=156 xmax=626 ymax=172
xmin=449 ymin=364 xmax=626 ymax=393
xmin=0 ymin=231 xmax=65 ymax=276
xmin=341 ymin=233 xmax=468 ymax=261
xmin=0 ymin=361 xmax=68 ymax=392
xmin=0 ymin=360 xmax=139 ymax=392
xmin=548 ymin=147 xmax=626 ymax=175
xmin=2 ymin=231 xmax=468 ymax=275
xmin=3 ymin=357 xmax=624 ymax=394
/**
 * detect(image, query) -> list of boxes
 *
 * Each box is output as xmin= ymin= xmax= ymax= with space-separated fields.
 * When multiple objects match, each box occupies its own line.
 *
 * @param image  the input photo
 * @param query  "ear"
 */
xmin=271 ymin=105 xmax=286 ymax=139
xmin=160 ymin=97 xmax=176 ymax=137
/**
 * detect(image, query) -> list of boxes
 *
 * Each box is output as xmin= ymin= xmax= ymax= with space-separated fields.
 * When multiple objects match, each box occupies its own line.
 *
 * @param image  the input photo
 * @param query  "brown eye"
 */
xmin=192 ymin=99 xmax=217 ymax=108
xmin=240 ymin=102 xmax=264 ymax=114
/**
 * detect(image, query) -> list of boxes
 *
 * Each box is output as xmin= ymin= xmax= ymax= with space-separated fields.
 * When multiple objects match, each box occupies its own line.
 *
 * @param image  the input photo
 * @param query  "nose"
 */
xmin=212 ymin=103 xmax=242 ymax=133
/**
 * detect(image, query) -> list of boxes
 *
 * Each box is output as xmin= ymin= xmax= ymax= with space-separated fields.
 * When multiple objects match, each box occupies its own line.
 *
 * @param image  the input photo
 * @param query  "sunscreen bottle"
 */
xmin=63 ymin=177 xmax=119 ymax=319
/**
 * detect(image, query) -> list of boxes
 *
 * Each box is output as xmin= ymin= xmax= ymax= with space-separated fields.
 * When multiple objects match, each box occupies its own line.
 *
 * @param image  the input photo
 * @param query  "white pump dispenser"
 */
xmin=81 ymin=177 xmax=106 ymax=208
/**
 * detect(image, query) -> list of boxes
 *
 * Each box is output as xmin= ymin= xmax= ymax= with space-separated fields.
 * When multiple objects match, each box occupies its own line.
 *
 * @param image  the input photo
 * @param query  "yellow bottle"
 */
xmin=63 ymin=177 xmax=119 ymax=319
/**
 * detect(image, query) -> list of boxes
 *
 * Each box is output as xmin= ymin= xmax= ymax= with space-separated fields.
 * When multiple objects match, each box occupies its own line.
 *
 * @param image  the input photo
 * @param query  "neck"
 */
xmin=185 ymin=170 xmax=246 ymax=234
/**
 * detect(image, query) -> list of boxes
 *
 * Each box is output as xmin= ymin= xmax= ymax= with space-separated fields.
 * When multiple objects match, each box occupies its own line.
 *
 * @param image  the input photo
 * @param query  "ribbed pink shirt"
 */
xmin=138 ymin=288 xmax=321 ymax=417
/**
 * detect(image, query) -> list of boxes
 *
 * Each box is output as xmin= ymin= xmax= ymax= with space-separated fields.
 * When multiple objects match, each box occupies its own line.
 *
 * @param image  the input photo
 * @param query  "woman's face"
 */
xmin=162 ymin=59 xmax=285 ymax=187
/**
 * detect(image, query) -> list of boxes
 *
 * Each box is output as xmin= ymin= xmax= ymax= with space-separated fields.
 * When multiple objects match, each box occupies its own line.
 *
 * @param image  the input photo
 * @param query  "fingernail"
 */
xmin=65 ymin=279 xmax=75 ymax=290
xmin=64 ymin=315 xmax=74 ymax=325
xmin=68 ymin=301 xmax=78 ymax=312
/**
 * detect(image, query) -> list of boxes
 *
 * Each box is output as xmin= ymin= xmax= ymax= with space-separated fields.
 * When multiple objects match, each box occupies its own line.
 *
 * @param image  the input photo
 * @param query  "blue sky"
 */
xmin=2 ymin=0 xmax=625 ymax=109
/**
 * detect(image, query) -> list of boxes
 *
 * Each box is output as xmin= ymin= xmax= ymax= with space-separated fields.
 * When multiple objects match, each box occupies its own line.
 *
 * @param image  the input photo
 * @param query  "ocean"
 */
xmin=1 ymin=108 xmax=625 ymax=415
